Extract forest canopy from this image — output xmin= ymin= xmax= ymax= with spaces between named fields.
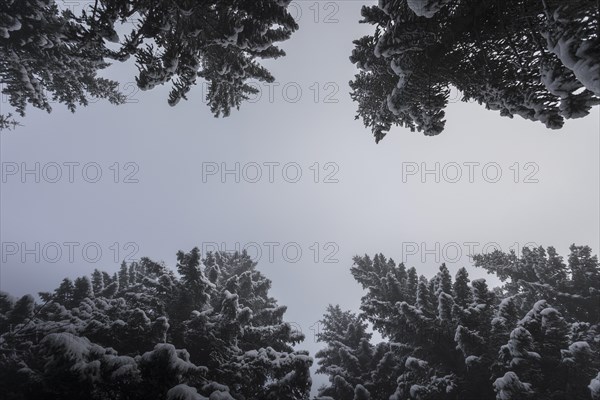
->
xmin=0 ymin=0 xmax=298 ymax=128
xmin=0 ymin=249 xmax=312 ymax=400
xmin=350 ymin=0 xmax=600 ymax=142
xmin=2 ymin=1 xmax=599 ymax=135
xmin=315 ymin=245 xmax=600 ymax=399
xmin=1 ymin=245 xmax=599 ymax=399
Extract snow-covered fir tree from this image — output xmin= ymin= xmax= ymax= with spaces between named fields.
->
xmin=314 ymin=305 xmax=404 ymax=400
xmin=89 ymin=0 xmax=298 ymax=116
xmin=0 ymin=248 xmax=312 ymax=399
xmin=1 ymin=0 xmax=298 ymax=128
xmin=316 ymin=246 xmax=600 ymax=399
xmin=350 ymin=0 xmax=600 ymax=142
xmin=0 ymin=0 xmax=125 ymax=128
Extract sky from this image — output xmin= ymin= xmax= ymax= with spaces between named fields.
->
xmin=1 ymin=0 xmax=599 ymax=394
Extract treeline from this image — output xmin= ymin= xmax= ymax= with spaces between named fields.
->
xmin=0 ymin=249 xmax=311 ymax=400
xmin=1 ymin=245 xmax=599 ymax=399
xmin=315 ymin=245 xmax=600 ymax=399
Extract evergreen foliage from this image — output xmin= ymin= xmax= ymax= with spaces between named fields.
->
xmin=316 ymin=246 xmax=600 ymax=399
xmin=350 ymin=0 xmax=600 ymax=142
xmin=0 ymin=248 xmax=312 ymax=400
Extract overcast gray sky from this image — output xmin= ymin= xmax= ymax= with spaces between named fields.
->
xmin=1 ymin=0 xmax=599 ymax=393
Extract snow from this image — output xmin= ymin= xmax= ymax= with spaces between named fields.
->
xmin=465 ymin=355 xmax=480 ymax=367
xmin=540 ymin=307 xmax=562 ymax=329
xmin=112 ymin=319 xmax=127 ymax=329
xmin=405 ymin=356 xmax=428 ymax=370
xmin=37 ymin=332 xmax=133 ymax=383
xmin=140 ymin=343 xmax=199 ymax=374
xmin=544 ymin=27 xmax=600 ymax=96
xmin=166 ymin=384 xmax=208 ymax=400
xmin=166 ymin=58 xmax=180 ymax=74
xmin=573 ymin=40 xmax=600 ymax=95
xmin=208 ymin=391 xmax=235 ymax=400
xmin=590 ymin=372 xmax=600 ymax=400
xmin=387 ymin=86 xmax=407 ymax=116
xmin=498 ymin=297 xmax=514 ymax=312
xmin=406 ymin=0 xmax=451 ymax=18
xmin=518 ymin=300 xmax=548 ymax=326
xmin=109 ymin=360 xmax=139 ymax=380
xmin=41 ymin=332 xmax=92 ymax=361
xmin=568 ymin=341 xmax=591 ymax=355
xmin=409 ymin=384 xmax=429 ymax=399
xmin=504 ymin=327 xmax=541 ymax=367
xmin=223 ymin=290 xmax=238 ymax=301
xmin=493 ymin=372 xmax=534 ymax=399
xmin=0 ymin=15 xmax=22 ymax=38
xmin=0 ymin=291 xmax=17 ymax=305
xmin=540 ymin=61 xmax=581 ymax=98
xmin=201 ymin=382 xmax=230 ymax=393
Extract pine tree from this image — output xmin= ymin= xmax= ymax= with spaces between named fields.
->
xmin=453 ymin=267 xmax=472 ymax=308
xmin=590 ymin=372 xmax=600 ymax=400
xmin=6 ymin=294 xmax=35 ymax=327
xmin=416 ymin=276 xmax=434 ymax=318
xmin=562 ymin=341 xmax=597 ymax=399
xmin=349 ymin=0 xmax=600 ymax=142
xmin=315 ymin=305 xmax=400 ymax=399
xmin=332 ymin=246 xmax=600 ymax=400
xmin=493 ymin=371 xmax=535 ymax=400
xmin=118 ymin=260 xmax=130 ymax=289
xmin=0 ymin=248 xmax=312 ymax=399
xmin=1 ymin=0 xmax=298 ymax=128
xmin=539 ymin=307 xmax=570 ymax=396
xmin=406 ymin=267 xmax=418 ymax=304
xmin=89 ymin=0 xmax=299 ymax=116
xmin=0 ymin=0 xmax=125 ymax=128
xmin=568 ymin=245 xmax=600 ymax=321
xmin=52 ymin=278 xmax=75 ymax=307
xmin=91 ymin=269 xmax=105 ymax=295
xmin=437 ymin=264 xmax=453 ymax=295
xmin=0 ymin=292 xmax=15 ymax=334
xmin=473 ymin=245 xmax=600 ymax=324
xmin=72 ymin=276 xmax=94 ymax=304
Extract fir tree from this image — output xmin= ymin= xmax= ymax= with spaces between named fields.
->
xmin=0 ymin=0 xmax=125 ymax=128
xmin=349 ymin=0 xmax=600 ymax=142
xmin=0 ymin=247 xmax=312 ymax=399
xmin=453 ymin=267 xmax=472 ymax=308
xmin=1 ymin=0 xmax=298 ymax=128
xmin=323 ymin=245 xmax=600 ymax=399
xmin=315 ymin=305 xmax=400 ymax=399
xmin=91 ymin=269 xmax=105 ymax=295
